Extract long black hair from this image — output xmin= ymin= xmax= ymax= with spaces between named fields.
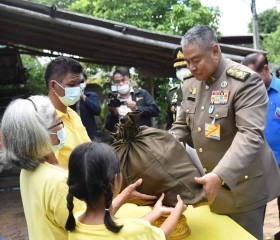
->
xmin=65 ymin=142 xmax=123 ymax=233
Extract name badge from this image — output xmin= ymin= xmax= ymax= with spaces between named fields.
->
xmin=205 ymin=123 xmax=221 ymax=140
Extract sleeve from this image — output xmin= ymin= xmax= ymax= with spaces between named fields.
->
xmin=136 ymin=90 xmax=159 ymax=117
xmin=83 ymin=92 xmax=101 ymax=115
xmin=213 ymin=73 xmax=268 ymax=188
xmin=47 ymin=174 xmax=85 ymax=229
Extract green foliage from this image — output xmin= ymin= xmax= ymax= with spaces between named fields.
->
xmin=27 ymin=0 xmax=76 ymax=9
xmin=248 ymin=7 xmax=280 ymax=34
xmin=263 ymin=26 xmax=280 ymax=66
xmin=69 ymin=0 xmax=220 ymax=35
xmin=21 ymin=55 xmax=48 ymax=95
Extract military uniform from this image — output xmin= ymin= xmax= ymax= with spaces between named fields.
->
xmin=166 ymin=86 xmax=183 ymax=130
xmin=170 ymin=56 xmax=280 ymax=215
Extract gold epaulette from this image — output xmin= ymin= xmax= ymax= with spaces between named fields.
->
xmin=183 ymin=72 xmax=194 ymax=80
xmin=226 ymin=68 xmax=251 ymax=81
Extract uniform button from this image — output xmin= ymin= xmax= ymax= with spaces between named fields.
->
xmin=198 ymin=127 xmax=202 ymax=132
xmin=186 ymin=109 xmax=189 ymax=113
xmin=201 ymin=106 xmax=205 ymax=111
xmin=203 ymin=167 xmax=207 ymax=173
xmin=205 ymin=85 xmax=209 ymax=90
xmin=215 ymin=113 xmax=219 ymax=118
xmin=198 ymin=148 xmax=203 ymax=153
xmin=244 ymin=175 xmax=249 ymax=179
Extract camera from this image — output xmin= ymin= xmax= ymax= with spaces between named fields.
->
xmin=107 ymin=91 xmax=126 ymax=107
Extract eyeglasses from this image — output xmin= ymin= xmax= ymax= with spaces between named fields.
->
xmin=48 ymin=120 xmax=64 ymax=130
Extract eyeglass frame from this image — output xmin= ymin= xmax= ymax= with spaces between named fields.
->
xmin=48 ymin=120 xmax=64 ymax=131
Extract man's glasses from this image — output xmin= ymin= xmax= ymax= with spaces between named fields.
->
xmin=48 ymin=120 xmax=64 ymax=130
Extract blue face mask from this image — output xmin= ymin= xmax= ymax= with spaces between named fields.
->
xmin=55 ymin=81 xmax=81 ymax=106
xmin=50 ymin=127 xmax=66 ymax=152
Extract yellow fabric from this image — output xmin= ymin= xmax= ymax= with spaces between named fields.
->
xmin=116 ymin=204 xmax=257 ymax=240
xmin=55 ymin=107 xmax=91 ymax=168
xmin=20 ymin=162 xmax=85 ymax=240
xmin=68 ymin=212 xmax=165 ymax=240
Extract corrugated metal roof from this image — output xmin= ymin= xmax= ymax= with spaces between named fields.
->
xmin=0 ymin=0 xmax=265 ymax=77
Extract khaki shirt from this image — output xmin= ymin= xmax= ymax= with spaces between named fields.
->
xmin=170 ymin=56 xmax=280 ymax=214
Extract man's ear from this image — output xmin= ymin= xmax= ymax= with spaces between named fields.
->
xmin=49 ymin=80 xmax=56 ymax=91
xmin=211 ymin=43 xmax=220 ymax=58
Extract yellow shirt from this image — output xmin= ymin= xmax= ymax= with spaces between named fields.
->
xmin=68 ymin=212 xmax=165 ymax=240
xmin=20 ymin=162 xmax=85 ymax=240
xmin=56 ymin=107 xmax=91 ymax=168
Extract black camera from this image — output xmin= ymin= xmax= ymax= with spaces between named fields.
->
xmin=107 ymin=92 xmax=126 ymax=108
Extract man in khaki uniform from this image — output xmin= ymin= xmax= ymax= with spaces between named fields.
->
xmin=169 ymin=25 xmax=280 ymax=239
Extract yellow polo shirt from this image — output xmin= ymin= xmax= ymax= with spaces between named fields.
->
xmin=20 ymin=162 xmax=85 ymax=240
xmin=56 ymin=107 xmax=91 ymax=168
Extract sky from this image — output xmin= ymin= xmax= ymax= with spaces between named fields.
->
xmin=200 ymin=0 xmax=279 ymax=35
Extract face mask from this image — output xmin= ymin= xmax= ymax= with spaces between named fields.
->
xmin=176 ymin=68 xmax=190 ymax=82
xmin=50 ymin=127 xmax=66 ymax=152
xmin=80 ymin=82 xmax=86 ymax=90
xmin=117 ymin=84 xmax=130 ymax=95
xmin=55 ymin=81 xmax=81 ymax=106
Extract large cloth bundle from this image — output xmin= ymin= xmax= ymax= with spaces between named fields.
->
xmin=111 ymin=111 xmax=207 ymax=207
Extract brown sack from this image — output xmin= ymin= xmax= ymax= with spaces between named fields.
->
xmin=111 ymin=111 xmax=207 ymax=207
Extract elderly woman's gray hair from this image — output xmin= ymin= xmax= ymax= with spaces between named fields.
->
xmin=181 ymin=25 xmax=218 ymax=51
xmin=1 ymin=95 xmax=56 ymax=170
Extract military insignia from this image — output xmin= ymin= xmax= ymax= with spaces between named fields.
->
xmin=226 ymin=68 xmax=251 ymax=81
xmin=183 ymin=72 xmax=194 ymax=80
xmin=211 ymin=90 xmax=230 ymax=105
xmin=136 ymin=97 xmax=143 ymax=101
xmin=221 ymin=81 xmax=228 ymax=88
xmin=192 ymin=88 xmax=197 ymax=95
xmin=208 ymin=105 xmax=215 ymax=114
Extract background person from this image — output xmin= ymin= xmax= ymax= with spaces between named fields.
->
xmin=71 ymin=71 xmax=101 ymax=140
xmin=242 ymin=53 xmax=280 ymax=239
xmin=45 ymin=56 xmax=91 ymax=168
xmin=169 ymin=25 xmax=280 ymax=239
xmin=105 ymin=68 xmax=159 ymax=132
xmin=166 ymin=47 xmax=190 ymax=130
xmin=65 ymin=141 xmax=187 ymax=239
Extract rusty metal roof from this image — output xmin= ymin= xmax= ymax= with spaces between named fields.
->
xmin=0 ymin=0 xmax=265 ymax=77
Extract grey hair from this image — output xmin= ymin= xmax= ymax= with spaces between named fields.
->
xmin=0 ymin=95 xmax=56 ymax=171
xmin=181 ymin=25 xmax=218 ymax=51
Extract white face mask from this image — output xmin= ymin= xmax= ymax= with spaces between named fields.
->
xmin=80 ymin=82 xmax=86 ymax=90
xmin=50 ymin=127 xmax=66 ymax=152
xmin=117 ymin=84 xmax=130 ymax=95
xmin=55 ymin=81 xmax=81 ymax=106
xmin=176 ymin=68 xmax=190 ymax=82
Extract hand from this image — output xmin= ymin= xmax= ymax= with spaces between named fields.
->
xmin=119 ymin=178 xmax=157 ymax=206
xmin=153 ymin=193 xmax=174 ymax=216
xmin=193 ymin=172 xmax=222 ymax=207
xmin=174 ymin=195 xmax=187 ymax=214
xmin=80 ymin=91 xmax=86 ymax=101
xmin=126 ymin=100 xmax=137 ymax=111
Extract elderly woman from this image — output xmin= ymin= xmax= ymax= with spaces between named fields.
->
xmin=0 ymin=95 xmax=155 ymax=240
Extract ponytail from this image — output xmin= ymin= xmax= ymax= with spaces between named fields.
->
xmin=104 ymin=185 xmax=122 ymax=233
xmin=65 ymin=192 xmax=76 ymax=231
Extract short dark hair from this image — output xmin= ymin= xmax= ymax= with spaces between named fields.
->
xmin=113 ymin=68 xmax=130 ymax=79
xmin=65 ymin=142 xmax=122 ymax=233
xmin=242 ymin=53 xmax=268 ymax=73
xmin=44 ymin=56 xmax=83 ymax=88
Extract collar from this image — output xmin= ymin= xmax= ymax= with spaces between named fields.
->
xmin=205 ymin=55 xmax=226 ymax=85
xmin=268 ymin=74 xmax=280 ymax=92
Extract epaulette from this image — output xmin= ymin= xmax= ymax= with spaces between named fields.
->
xmin=183 ymin=72 xmax=194 ymax=80
xmin=226 ymin=68 xmax=251 ymax=81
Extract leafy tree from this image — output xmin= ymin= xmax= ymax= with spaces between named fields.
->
xmin=27 ymin=0 xmax=76 ymax=9
xmin=263 ymin=26 xmax=280 ymax=66
xmin=248 ymin=7 xmax=280 ymax=34
xmin=69 ymin=0 xmax=220 ymax=35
